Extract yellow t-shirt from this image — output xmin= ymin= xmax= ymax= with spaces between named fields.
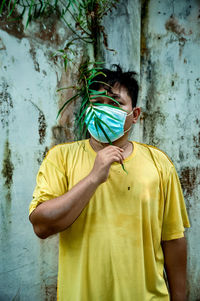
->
xmin=29 ymin=140 xmax=190 ymax=301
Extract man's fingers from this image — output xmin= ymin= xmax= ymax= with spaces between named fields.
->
xmin=111 ymin=153 xmax=124 ymax=164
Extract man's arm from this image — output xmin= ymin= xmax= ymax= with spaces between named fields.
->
xmin=162 ymin=236 xmax=187 ymax=301
xmin=29 ymin=145 xmax=124 ymax=239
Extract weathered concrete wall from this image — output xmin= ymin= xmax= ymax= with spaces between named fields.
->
xmin=0 ymin=0 xmax=200 ymax=300
xmin=0 ymin=9 xmax=83 ymax=300
xmin=140 ymin=0 xmax=200 ymax=299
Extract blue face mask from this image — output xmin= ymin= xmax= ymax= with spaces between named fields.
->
xmin=85 ymin=105 xmax=132 ymax=143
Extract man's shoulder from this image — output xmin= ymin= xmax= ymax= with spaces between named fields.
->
xmin=46 ymin=139 xmax=87 ymax=156
xmin=134 ymin=141 xmax=174 ymax=169
xmin=42 ymin=140 xmax=88 ymax=169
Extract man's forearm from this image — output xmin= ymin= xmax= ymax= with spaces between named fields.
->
xmin=29 ymin=173 xmax=100 ymax=239
xmin=162 ymin=236 xmax=187 ymax=301
xmin=30 ymin=145 xmax=125 ymax=239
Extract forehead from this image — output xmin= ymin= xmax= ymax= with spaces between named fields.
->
xmin=98 ymin=82 xmax=131 ymax=102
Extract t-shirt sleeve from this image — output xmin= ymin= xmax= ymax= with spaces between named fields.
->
xmin=161 ymin=165 xmax=190 ymax=241
xmin=29 ymin=148 xmax=68 ymax=216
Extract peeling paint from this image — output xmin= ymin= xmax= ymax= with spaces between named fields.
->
xmin=1 ymin=139 xmax=14 ymax=202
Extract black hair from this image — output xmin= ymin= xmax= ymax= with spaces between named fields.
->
xmin=90 ymin=64 xmax=139 ymax=108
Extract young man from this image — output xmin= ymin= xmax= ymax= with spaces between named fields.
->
xmin=29 ymin=66 xmax=190 ymax=301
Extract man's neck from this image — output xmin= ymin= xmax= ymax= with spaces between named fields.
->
xmin=89 ymin=134 xmax=133 ymax=158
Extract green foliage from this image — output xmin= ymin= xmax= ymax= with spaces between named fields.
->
xmin=0 ymin=0 xmax=119 ymax=40
xmin=0 ymin=0 xmax=59 ymax=28
xmin=1 ymin=0 xmax=126 ymax=172
xmin=1 ymin=0 xmax=119 ymax=66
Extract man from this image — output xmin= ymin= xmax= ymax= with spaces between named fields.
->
xmin=29 ymin=66 xmax=190 ymax=301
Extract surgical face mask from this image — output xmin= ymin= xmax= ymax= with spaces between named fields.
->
xmin=85 ymin=105 xmax=133 ymax=143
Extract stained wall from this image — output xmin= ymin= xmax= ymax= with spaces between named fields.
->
xmin=0 ymin=0 xmax=199 ymax=300
xmin=0 ymin=9 xmax=82 ymax=300
xmin=140 ymin=1 xmax=200 ymax=299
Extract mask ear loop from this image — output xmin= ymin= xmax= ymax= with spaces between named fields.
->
xmin=127 ymin=110 xmax=133 ymax=116
xmin=124 ymin=110 xmax=133 ymax=134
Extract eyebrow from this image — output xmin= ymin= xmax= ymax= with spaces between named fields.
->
xmin=110 ymin=93 xmax=125 ymax=102
xmin=91 ymin=92 xmax=126 ymax=103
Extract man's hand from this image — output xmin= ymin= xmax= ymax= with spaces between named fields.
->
xmin=89 ymin=145 xmax=124 ymax=184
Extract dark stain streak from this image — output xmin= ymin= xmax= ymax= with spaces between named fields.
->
xmin=29 ymin=46 xmax=40 ymax=72
xmin=0 ymin=81 xmax=13 ymax=128
xmin=2 ymin=139 xmax=14 ymax=202
xmin=140 ymin=59 xmax=166 ymax=146
xmin=38 ymin=112 xmax=47 ymax=145
xmin=37 ymin=147 xmax=49 ymax=165
xmin=195 ymin=78 xmax=200 ymax=91
xmin=27 ymin=100 xmax=47 ymax=145
xmin=165 ymin=16 xmax=191 ymax=57
xmin=142 ymin=109 xmax=166 ymax=146
xmin=51 ymin=125 xmax=73 ymax=146
xmin=180 ymin=167 xmax=200 ymax=197
xmin=179 ymin=150 xmax=184 ymax=161
xmin=44 ymin=283 xmax=57 ymax=301
xmin=141 ymin=0 xmax=150 ymax=58
xmin=193 ymin=132 xmax=200 ymax=159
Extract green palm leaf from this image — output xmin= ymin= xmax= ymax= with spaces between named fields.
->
xmin=95 ymin=118 xmax=112 ymax=144
xmin=0 ymin=0 xmax=6 ymax=14
xmin=77 ymin=104 xmax=90 ymax=124
xmin=82 ymin=110 xmax=94 ymax=137
xmin=56 ymin=93 xmax=79 ymax=119
xmin=93 ymin=113 xmax=117 ymax=136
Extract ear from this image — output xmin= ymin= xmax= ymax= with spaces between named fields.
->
xmin=132 ymin=107 xmax=141 ymax=124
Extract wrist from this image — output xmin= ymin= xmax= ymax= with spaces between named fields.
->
xmin=87 ymin=171 xmax=102 ymax=186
